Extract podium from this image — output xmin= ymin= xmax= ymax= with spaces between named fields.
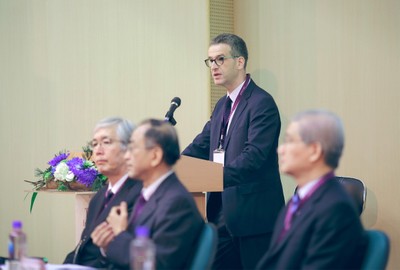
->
xmin=31 ymin=190 xmax=95 ymax=244
xmin=68 ymin=156 xmax=222 ymax=240
xmin=174 ymin=155 xmax=223 ymax=218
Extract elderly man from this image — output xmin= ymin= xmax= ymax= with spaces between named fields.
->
xmin=64 ymin=117 xmax=142 ymax=268
xmin=91 ymin=119 xmax=204 ymax=270
xmin=256 ymin=110 xmax=366 ymax=269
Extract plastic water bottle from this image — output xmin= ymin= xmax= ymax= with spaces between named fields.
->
xmin=8 ymin=220 xmax=27 ymax=261
xmin=130 ymin=226 xmax=156 ymax=270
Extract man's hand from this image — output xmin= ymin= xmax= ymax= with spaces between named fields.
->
xmin=107 ymin=201 xmax=129 ymax=235
xmin=91 ymin=222 xmax=115 ymax=249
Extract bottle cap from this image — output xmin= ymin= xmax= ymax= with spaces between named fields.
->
xmin=135 ymin=226 xmax=150 ymax=237
xmin=12 ymin=220 xmax=22 ymax=229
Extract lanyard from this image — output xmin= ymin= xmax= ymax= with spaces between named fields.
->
xmin=218 ymin=74 xmax=251 ymax=149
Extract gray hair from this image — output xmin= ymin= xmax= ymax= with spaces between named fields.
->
xmin=292 ymin=110 xmax=344 ymax=169
xmin=211 ymin=33 xmax=249 ymax=69
xmin=94 ymin=117 xmax=134 ymax=151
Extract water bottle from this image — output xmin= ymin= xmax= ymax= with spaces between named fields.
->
xmin=130 ymin=226 xmax=156 ymax=270
xmin=8 ymin=220 xmax=27 ymax=261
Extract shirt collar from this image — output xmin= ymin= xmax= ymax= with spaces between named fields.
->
xmin=297 ymin=178 xmax=320 ymax=200
xmin=141 ymin=170 xmax=174 ymax=201
xmin=227 ymin=79 xmax=245 ymax=104
xmin=107 ymin=173 xmax=129 ymax=194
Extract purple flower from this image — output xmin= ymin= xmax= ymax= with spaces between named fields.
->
xmin=75 ymin=168 xmax=98 ymax=187
xmin=48 ymin=152 xmax=70 ymax=167
xmin=67 ymin=157 xmax=84 ymax=175
xmin=67 ymin=158 xmax=98 ymax=187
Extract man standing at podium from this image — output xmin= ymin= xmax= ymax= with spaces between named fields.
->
xmin=64 ymin=117 xmax=142 ymax=268
xmin=182 ymin=33 xmax=285 ymax=269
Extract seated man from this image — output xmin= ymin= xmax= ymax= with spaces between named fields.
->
xmin=256 ymin=110 xmax=367 ymax=270
xmin=91 ymin=119 xmax=204 ymax=270
xmin=64 ymin=117 xmax=142 ymax=268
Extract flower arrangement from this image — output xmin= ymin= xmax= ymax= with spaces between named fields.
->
xmin=25 ymin=146 xmax=107 ymax=212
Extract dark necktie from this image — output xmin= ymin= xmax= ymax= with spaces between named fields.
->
xmin=103 ymin=190 xmax=114 ymax=208
xmin=222 ymin=96 xmax=232 ymax=131
xmin=219 ymin=96 xmax=232 ymax=148
xmin=130 ymin=194 xmax=147 ymax=223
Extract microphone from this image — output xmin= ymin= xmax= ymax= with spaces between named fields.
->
xmin=164 ymin=97 xmax=181 ymax=126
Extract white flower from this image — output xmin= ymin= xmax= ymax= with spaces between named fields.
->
xmin=66 ymin=171 xmax=75 ymax=182
xmin=54 ymin=162 xmax=72 ymax=181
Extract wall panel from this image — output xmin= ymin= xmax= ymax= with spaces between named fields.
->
xmin=235 ymin=1 xmax=400 ymax=268
xmin=0 ymin=0 xmax=208 ymax=262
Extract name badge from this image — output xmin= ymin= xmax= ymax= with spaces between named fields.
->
xmin=213 ymin=148 xmax=225 ymax=166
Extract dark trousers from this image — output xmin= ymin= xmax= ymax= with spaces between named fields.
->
xmin=212 ymin=225 xmax=272 ymax=270
xmin=208 ymin=195 xmax=272 ymax=270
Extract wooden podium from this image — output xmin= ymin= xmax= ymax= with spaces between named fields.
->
xmin=174 ymin=155 xmax=223 ymax=218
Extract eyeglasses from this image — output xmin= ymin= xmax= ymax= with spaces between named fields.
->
xmin=91 ymin=138 xmax=121 ymax=149
xmin=204 ymin=55 xmax=239 ymax=67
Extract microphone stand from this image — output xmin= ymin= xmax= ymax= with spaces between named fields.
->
xmin=165 ymin=116 xmax=177 ymax=126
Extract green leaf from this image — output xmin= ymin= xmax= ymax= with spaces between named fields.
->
xmin=29 ymin=192 xmax=38 ymax=213
xmin=91 ymin=174 xmax=108 ymax=191
xmin=57 ymin=183 xmax=67 ymax=191
xmin=44 ymin=171 xmax=52 ymax=181
xmin=82 ymin=144 xmax=93 ymax=160
xmin=34 ymin=168 xmax=44 ymax=177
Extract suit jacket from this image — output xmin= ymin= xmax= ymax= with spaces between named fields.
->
xmin=105 ymin=172 xmax=204 ymax=270
xmin=256 ymin=178 xmax=367 ymax=270
xmin=182 ymin=79 xmax=284 ymax=236
xmin=64 ymin=178 xmax=142 ymax=268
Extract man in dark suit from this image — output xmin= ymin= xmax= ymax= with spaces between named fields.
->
xmin=257 ymin=110 xmax=367 ymax=269
xmin=91 ymin=119 xmax=204 ymax=270
xmin=182 ymin=33 xmax=285 ymax=269
xmin=64 ymin=117 xmax=142 ymax=268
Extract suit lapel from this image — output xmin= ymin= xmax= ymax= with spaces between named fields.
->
xmin=210 ymin=98 xmax=226 ymax=151
xmin=132 ymin=195 xmax=158 ymax=226
xmin=131 ymin=174 xmax=175 ymax=227
xmin=94 ymin=180 xmax=133 ymax=225
xmin=224 ymin=81 xmax=254 ymax=149
xmin=92 ymin=188 xmax=108 ymax=223
xmin=132 ymin=173 xmax=172 ymax=229
xmin=267 ymin=182 xmax=330 ymax=257
xmin=224 ymin=98 xmax=247 ymax=149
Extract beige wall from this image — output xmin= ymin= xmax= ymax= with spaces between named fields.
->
xmin=0 ymin=0 xmax=209 ymax=263
xmin=1 ymin=0 xmax=399 ymax=267
xmin=235 ymin=0 xmax=400 ymax=269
